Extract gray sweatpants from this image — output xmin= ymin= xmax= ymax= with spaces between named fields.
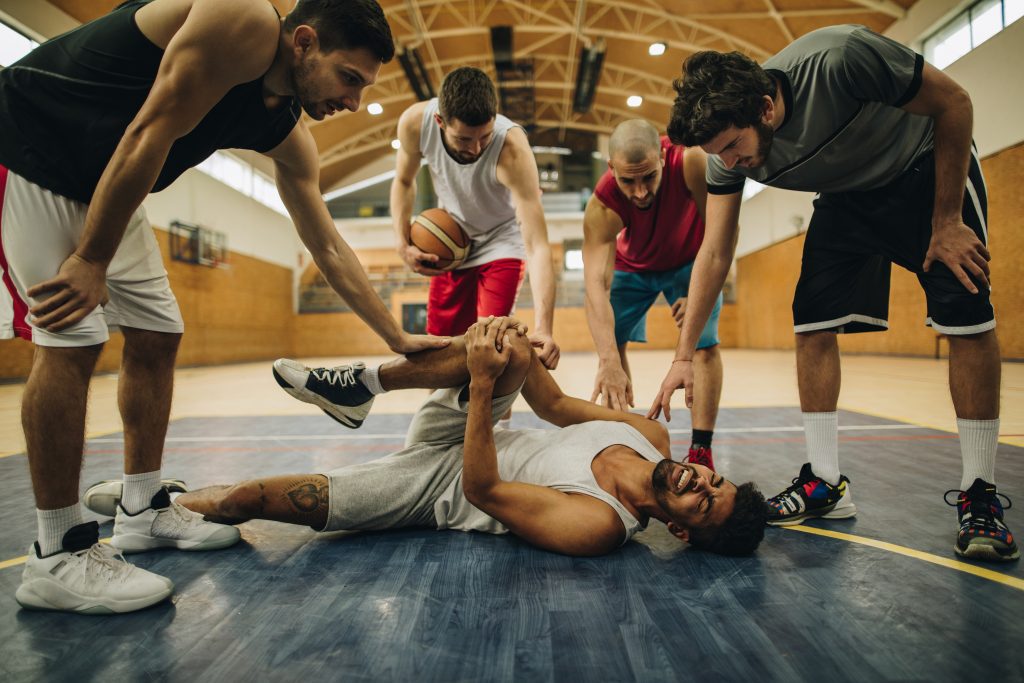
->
xmin=321 ymin=384 xmax=521 ymax=532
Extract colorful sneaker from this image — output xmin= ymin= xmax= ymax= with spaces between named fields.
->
xmin=83 ymin=478 xmax=188 ymax=518
xmin=112 ymin=488 xmax=240 ymax=553
xmin=686 ymin=445 xmax=715 ymax=472
xmin=945 ymin=479 xmax=1019 ymax=562
xmin=272 ymin=359 xmax=374 ymax=428
xmin=15 ymin=521 xmax=174 ymax=614
xmin=766 ymin=463 xmax=856 ymax=526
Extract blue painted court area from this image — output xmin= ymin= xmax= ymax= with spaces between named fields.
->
xmin=0 ymin=408 xmax=1021 ymax=682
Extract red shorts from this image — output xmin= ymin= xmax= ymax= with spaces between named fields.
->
xmin=426 ymin=258 xmax=526 ymax=336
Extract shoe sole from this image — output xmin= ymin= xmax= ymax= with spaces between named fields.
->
xmin=83 ymin=479 xmax=188 ymax=518
xmin=767 ymin=502 xmax=858 ymax=527
xmin=15 ymin=580 xmax=173 ymax=615
xmin=272 ymin=365 xmax=366 ymax=429
xmin=112 ymin=529 xmax=241 ymax=554
xmin=954 ymin=541 xmax=1021 ymax=562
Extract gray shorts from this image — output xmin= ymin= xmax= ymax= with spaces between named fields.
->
xmin=321 ymin=383 xmax=521 ymax=532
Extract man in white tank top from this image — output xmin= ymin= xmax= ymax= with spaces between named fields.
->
xmin=391 ymin=68 xmax=561 ymax=370
xmin=91 ymin=318 xmax=768 ymax=559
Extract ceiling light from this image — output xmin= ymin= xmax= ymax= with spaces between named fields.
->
xmin=648 ymin=42 xmax=666 ymax=56
xmin=391 ymin=139 xmax=401 ymax=150
xmin=367 ymin=102 xmax=383 ymax=115
xmin=627 ymin=95 xmax=643 ymax=108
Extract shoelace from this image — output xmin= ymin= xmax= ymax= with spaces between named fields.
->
xmin=159 ymin=502 xmax=204 ymax=535
xmin=774 ymin=474 xmax=813 ymax=500
xmin=943 ymin=488 xmax=1013 ymax=531
xmin=311 ymin=365 xmax=357 ymax=387
xmin=80 ymin=543 xmax=134 ymax=584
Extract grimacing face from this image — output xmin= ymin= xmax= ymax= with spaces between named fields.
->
xmin=291 ymin=44 xmax=380 ymax=121
xmin=609 ymin=149 xmax=664 ymax=209
xmin=651 ymin=460 xmax=737 ymax=538
xmin=436 ymin=115 xmax=496 ymax=164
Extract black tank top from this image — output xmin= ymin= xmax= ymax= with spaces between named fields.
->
xmin=0 ymin=0 xmax=301 ymax=204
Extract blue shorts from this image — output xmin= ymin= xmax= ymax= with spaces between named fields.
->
xmin=610 ymin=264 xmax=722 ymax=348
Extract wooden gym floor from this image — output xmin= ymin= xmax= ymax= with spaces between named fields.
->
xmin=0 ymin=349 xmax=1021 ymax=681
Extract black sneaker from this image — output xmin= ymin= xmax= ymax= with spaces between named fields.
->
xmin=765 ymin=463 xmax=856 ymax=526
xmin=945 ymin=479 xmax=1019 ymax=562
xmin=272 ymin=359 xmax=374 ymax=428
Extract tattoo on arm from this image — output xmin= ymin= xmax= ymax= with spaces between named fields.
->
xmin=284 ymin=479 xmax=329 ymax=517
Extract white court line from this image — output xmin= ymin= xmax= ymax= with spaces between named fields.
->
xmin=83 ymin=423 xmax=930 ymax=444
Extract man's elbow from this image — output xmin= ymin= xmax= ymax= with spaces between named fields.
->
xmin=462 ymin=479 xmax=496 ymax=508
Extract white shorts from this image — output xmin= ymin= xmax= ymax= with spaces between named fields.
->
xmin=0 ymin=166 xmax=184 ymax=347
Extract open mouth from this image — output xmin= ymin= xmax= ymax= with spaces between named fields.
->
xmin=675 ymin=465 xmax=694 ymax=494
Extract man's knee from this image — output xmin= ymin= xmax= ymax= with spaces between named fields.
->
xmin=796 ymin=330 xmax=837 ymax=351
xmin=694 ymin=344 xmax=720 ymax=363
xmin=506 ymin=329 xmax=532 ymax=373
xmin=122 ymin=329 xmax=181 ymax=366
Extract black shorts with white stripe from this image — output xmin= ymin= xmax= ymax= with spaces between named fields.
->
xmin=792 ymin=147 xmax=994 ymax=336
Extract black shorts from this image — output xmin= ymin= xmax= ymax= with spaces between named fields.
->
xmin=793 ymin=148 xmax=994 ymax=336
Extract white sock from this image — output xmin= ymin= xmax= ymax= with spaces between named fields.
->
xmin=958 ymin=417 xmax=998 ymax=490
xmin=360 ymin=364 xmax=386 ymax=395
xmin=37 ymin=504 xmax=84 ymax=556
xmin=804 ymin=411 xmax=840 ymax=485
xmin=497 ymin=417 xmax=511 ymax=430
xmin=122 ymin=470 xmax=162 ymax=514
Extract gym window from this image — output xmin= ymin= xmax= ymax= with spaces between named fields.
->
xmin=923 ymin=0 xmax=1024 ymax=69
xmin=0 ymin=21 xmax=37 ymax=67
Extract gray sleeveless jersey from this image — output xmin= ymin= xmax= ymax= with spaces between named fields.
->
xmin=433 ymin=421 xmax=664 ymax=544
xmin=707 ymin=25 xmax=934 ymax=195
xmin=420 ymin=99 xmax=526 ymax=268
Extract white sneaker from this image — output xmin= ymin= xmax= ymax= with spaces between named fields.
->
xmin=272 ymin=358 xmax=375 ymax=428
xmin=112 ymin=488 xmax=240 ymax=553
xmin=15 ymin=521 xmax=173 ymax=614
xmin=83 ymin=478 xmax=187 ymax=518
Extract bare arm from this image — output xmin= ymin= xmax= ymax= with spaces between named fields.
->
xmin=682 ymin=146 xmax=709 ymax=223
xmin=28 ymin=0 xmax=277 ymax=330
xmin=496 ymin=128 xmax=560 ymax=369
xmin=901 ymin=63 xmax=987 ymax=293
xmin=582 ymin=194 xmax=632 ymax=410
xmin=648 ymin=190 xmax=741 ymax=421
xmin=521 ymin=346 xmax=671 ymax=458
xmin=267 ymin=122 xmax=449 ymax=354
xmin=461 ymin=321 xmax=624 ymax=556
xmin=390 ymin=103 xmax=444 ymax=276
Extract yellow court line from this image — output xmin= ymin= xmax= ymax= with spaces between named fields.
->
xmin=783 ymin=525 xmax=1024 ymax=591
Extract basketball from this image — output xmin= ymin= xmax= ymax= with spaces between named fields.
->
xmin=410 ymin=208 xmax=470 ymax=271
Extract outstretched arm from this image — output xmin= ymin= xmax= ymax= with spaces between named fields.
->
xmin=582 ymin=195 xmax=631 ymax=410
xmin=497 ymin=128 xmax=560 ymax=369
xmin=648 ymin=190 xmax=740 ymax=422
xmin=267 ymin=122 xmax=449 ymax=355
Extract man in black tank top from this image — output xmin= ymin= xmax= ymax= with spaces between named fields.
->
xmin=1 ymin=0 xmax=448 ymax=615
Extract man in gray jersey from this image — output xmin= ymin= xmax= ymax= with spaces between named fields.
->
xmin=390 ymin=67 xmax=560 ymax=372
xmin=649 ymin=25 xmax=1016 ymax=562
xmin=87 ymin=317 xmax=768 ymax=558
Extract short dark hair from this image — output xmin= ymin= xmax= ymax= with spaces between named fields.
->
xmin=283 ymin=0 xmax=395 ymax=63
xmin=438 ymin=67 xmax=497 ymax=126
xmin=667 ymin=51 xmax=775 ymax=147
xmin=688 ymin=482 xmax=767 ymax=556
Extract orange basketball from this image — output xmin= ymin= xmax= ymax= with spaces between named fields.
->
xmin=410 ymin=208 xmax=470 ymax=271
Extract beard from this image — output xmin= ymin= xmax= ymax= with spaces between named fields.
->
xmin=750 ymin=120 xmax=774 ymax=168
xmin=651 ymin=459 xmax=679 ymax=507
xmin=290 ymin=58 xmax=322 ymax=120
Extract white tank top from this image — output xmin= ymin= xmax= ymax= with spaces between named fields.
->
xmin=419 ymin=99 xmax=526 ymax=268
xmin=433 ymin=421 xmax=664 ymax=544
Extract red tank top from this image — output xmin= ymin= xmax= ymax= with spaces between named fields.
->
xmin=594 ymin=137 xmax=704 ymax=273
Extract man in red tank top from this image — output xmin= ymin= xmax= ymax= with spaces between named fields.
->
xmin=583 ymin=120 xmax=723 ymax=470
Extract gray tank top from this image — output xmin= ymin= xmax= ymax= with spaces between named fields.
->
xmin=433 ymin=421 xmax=664 ymax=544
xmin=419 ymin=99 xmax=526 ymax=268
